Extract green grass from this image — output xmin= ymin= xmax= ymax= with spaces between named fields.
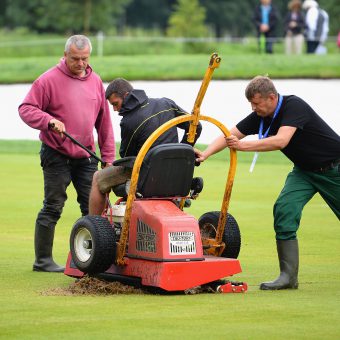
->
xmin=1 ymin=32 xmax=339 ymax=83
xmin=1 ymin=32 xmax=339 ymax=57
xmin=0 ymin=140 xmax=339 ymax=339
xmin=0 ymin=53 xmax=340 ymax=83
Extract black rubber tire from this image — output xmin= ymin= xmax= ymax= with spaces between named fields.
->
xmin=70 ymin=215 xmax=116 ymax=274
xmin=198 ymin=211 xmax=241 ymax=259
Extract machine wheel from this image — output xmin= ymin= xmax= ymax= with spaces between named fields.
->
xmin=70 ymin=215 xmax=116 ymax=274
xmin=198 ymin=211 xmax=241 ymax=258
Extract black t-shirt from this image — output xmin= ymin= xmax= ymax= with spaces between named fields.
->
xmin=236 ymin=95 xmax=340 ymax=170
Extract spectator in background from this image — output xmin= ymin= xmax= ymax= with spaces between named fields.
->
xmin=253 ymin=0 xmax=280 ymax=54
xmin=284 ymin=0 xmax=305 ymax=55
xmin=302 ymin=0 xmax=329 ymax=54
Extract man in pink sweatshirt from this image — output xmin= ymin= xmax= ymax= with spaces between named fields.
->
xmin=19 ymin=35 xmax=115 ymax=273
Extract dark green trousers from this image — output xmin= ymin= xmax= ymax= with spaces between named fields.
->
xmin=273 ymin=165 xmax=340 ymax=240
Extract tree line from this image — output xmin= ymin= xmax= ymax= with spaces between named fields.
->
xmin=0 ymin=0 xmax=339 ymax=37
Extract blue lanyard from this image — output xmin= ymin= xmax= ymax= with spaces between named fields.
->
xmin=258 ymin=94 xmax=283 ymax=139
xmin=250 ymin=94 xmax=283 ymax=173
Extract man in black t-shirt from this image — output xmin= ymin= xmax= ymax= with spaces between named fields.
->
xmin=196 ymin=75 xmax=340 ymax=291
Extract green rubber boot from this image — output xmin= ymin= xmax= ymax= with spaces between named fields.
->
xmin=260 ymin=239 xmax=299 ymax=290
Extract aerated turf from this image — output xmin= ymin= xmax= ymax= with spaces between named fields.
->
xmin=0 ymin=140 xmax=339 ymax=340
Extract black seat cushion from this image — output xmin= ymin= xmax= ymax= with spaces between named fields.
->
xmin=137 ymin=143 xmax=195 ymax=198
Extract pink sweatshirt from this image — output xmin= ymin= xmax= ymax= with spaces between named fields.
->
xmin=19 ymin=58 xmax=115 ymax=162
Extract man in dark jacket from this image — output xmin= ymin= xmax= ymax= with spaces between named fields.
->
xmin=89 ymin=78 xmax=202 ymax=215
xmin=253 ymin=0 xmax=280 ymax=53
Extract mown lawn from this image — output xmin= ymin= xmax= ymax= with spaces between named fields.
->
xmin=0 ymin=53 xmax=340 ymax=84
xmin=0 ymin=140 xmax=339 ymax=339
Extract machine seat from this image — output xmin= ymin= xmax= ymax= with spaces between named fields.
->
xmin=113 ymin=143 xmax=195 ymax=198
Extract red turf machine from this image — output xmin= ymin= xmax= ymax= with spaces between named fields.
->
xmin=64 ymin=54 xmax=247 ymax=293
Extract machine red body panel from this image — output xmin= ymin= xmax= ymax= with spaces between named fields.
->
xmin=128 ymin=200 xmax=204 ymax=261
xmin=105 ymin=256 xmax=241 ymax=291
xmin=65 ymin=253 xmax=242 ymax=291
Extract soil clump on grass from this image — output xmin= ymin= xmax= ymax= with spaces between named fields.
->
xmin=42 ymin=275 xmax=145 ymax=296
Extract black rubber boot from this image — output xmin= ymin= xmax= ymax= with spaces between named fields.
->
xmin=33 ymin=223 xmax=65 ymax=273
xmin=260 ymin=239 xmax=299 ymax=290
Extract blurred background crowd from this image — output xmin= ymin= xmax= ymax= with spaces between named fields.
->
xmin=254 ymin=0 xmax=331 ymax=54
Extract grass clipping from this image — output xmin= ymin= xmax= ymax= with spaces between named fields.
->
xmin=43 ymin=275 xmax=145 ymax=296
